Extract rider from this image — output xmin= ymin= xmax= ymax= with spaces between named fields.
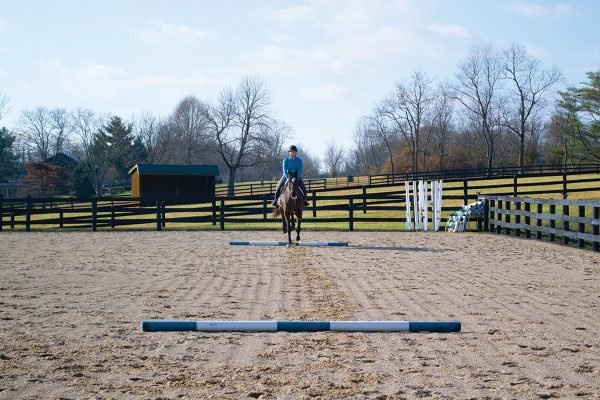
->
xmin=272 ymin=145 xmax=309 ymax=206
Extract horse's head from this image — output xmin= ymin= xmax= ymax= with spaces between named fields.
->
xmin=287 ymin=170 xmax=299 ymax=198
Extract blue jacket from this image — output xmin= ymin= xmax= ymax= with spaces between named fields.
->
xmin=283 ymin=156 xmax=303 ymax=179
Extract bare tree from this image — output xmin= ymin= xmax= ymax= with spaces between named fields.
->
xmin=16 ymin=107 xmax=73 ymax=163
xmin=208 ymin=76 xmax=280 ymax=196
xmin=71 ymin=108 xmax=110 ymax=195
xmin=136 ymin=112 xmax=172 ymax=163
xmin=381 ymin=71 xmax=434 ymax=176
xmin=430 ymin=85 xmax=455 ymax=170
xmin=0 ymin=92 xmax=9 ymax=122
xmin=49 ymin=108 xmax=73 ymax=160
xmin=16 ymin=107 xmax=54 ymax=161
xmin=502 ymin=43 xmax=563 ymax=172
xmin=454 ymin=44 xmax=504 ymax=176
xmin=168 ymin=96 xmax=210 ymax=164
xmin=253 ymin=120 xmax=291 ymax=181
xmin=323 ymin=140 xmax=345 ymax=177
xmin=351 ymin=116 xmax=388 ymax=174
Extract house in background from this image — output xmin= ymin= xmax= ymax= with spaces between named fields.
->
xmin=128 ymin=164 xmax=219 ymax=202
xmin=46 ymin=152 xmax=79 ymax=175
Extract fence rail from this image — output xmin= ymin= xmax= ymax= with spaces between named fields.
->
xmin=2 ymin=171 xmax=599 ymax=239
xmin=482 ymin=195 xmax=600 ymax=251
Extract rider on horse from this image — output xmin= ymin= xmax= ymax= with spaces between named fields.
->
xmin=272 ymin=145 xmax=309 ymax=207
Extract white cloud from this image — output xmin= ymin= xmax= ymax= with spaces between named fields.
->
xmin=37 ymin=59 xmax=213 ymax=102
xmin=298 ymin=83 xmax=348 ymax=100
xmin=261 ymin=5 xmax=312 ymax=25
xmin=135 ymin=20 xmax=216 ymax=43
xmin=246 ymin=1 xmax=436 ymax=78
xmin=506 ymin=2 xmax=576 ymax=20
xmin=428 ymin=23 xmax=470 ymax=38
xmin=524 ymin=43 xmax=544 ymax=58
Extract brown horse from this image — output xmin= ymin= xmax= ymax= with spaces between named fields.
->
xmin=273 ymin=170 xmax=305 ymax=244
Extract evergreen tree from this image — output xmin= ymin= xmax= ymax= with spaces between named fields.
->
xmin=0 ymin=127 xmax=21 ymax=178
xmin=549 ymin=71 xmax=600 ymax=163
xmin=69 ymin=162 xmax=96 ymax=197
xmin=98 ymin=116 xmax=146 ymax=184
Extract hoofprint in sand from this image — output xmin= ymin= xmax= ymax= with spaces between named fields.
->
xmin=1 ymin=231 xmax=599 ymax=399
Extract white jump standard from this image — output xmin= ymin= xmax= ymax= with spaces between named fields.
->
xmin=141 ymin=320 xmax=461 ymax=333
xmin=230 ymin=241 xmax=349 ymax=247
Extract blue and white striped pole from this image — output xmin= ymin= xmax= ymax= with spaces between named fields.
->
xmin=141 ymin=320 xmax=461 ymax=333
xmin=230 ymin=241 xmax=348 ymax=247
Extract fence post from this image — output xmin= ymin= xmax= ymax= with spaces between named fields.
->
xmin=369 ymin=175 xmax=372 ymax=186
xmin=524 ymin=201 xmax=530 ymax=238
xmin=593 ymin=207 xmax=599 ymax=252
xmin=220 ymin=199 xmax=225 ymax=231
xmin=91 ymin=199 xmax=97 ymax=232
xmin=536 ymin=203 xmax=543 ymax=240
xmin=111 ymin=204 xmax=115 ymax=229
xmin=515 ymin=200 xmax=521 ymax=237
xmin=549 ymin=204 xmax=556 ymax=242
xmin=578 ymin=205 xmax=585 ymax=248
xmin=60 ymin=211 xmax=64 ymax=229
xmin=562 ymin=173 xmax=568 ymax=199
xmin=362 ymin=186 xmax=367 ymax=214
xmin=463 ymin=179 xmax=468 ymax=206
xmin=513 ymin=176 xmax=518 ymax=197
xmin=489 ymin=199 xmax=495 ymax=232
xmin=0 ymin=194 xmax=3 ymax=232
xmin=505 ymin=199 xmax=511 ymax=236
xmin=156 ymin=200 xmax=162 ymax=231
xmin=11 ymin=212 xmax=15 ymax=229
xmin=162 ymin=202 xmax=166 ymax=228
xmin=349 ymin=197 xmax=354 ymax=231
xmin=312 ymin=191 xmax=317 ymax=218
xmin=484 ymin=198 xmax=489 ymax=232
xmin=496 ymin=200 xmax=502 ymax=234
xmin=324 ymin=178 xmax=327 ymax=190
xmin=562 ymin=204 xmax=569 ymax=245
xmin=263 ymin=195 xmax=267 ymax=220
xmin=26 ymin=195 xmax=32 ymax=232
xmin=212 ymin=200 xmax=216 ymax=226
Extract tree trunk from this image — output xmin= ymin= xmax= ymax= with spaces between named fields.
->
xmin=487 ymin=142 xmax=494 ymax=177
xmin=227 ymin=166 xmax=237 ymax=197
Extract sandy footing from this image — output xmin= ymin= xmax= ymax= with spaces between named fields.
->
xmin=1 ymin=231 xmax=599 ymax=399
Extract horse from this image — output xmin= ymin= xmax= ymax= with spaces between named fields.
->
xmin=272 ymin=170 xmax=305 ymax=244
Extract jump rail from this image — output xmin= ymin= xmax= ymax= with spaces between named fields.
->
xmin=141 ymin=320 xmax=461 ymax=333
xmin=230 ymin=241 xmax=349 ymax=247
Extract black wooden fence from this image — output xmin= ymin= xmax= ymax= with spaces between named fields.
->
xmin=2 ymin=172 xmax=598 ymax=234
xmin=482 ymin=195 xmax=600 ymax=252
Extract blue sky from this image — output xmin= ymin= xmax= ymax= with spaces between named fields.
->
xmin=1 ymin=0 xmax=599 ymax=158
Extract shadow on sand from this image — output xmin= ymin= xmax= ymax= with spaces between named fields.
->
xmin=349 ymin=245 xmax=446 ymax=252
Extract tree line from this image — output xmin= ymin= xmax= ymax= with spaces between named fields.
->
xmin=0 ymin=42 xmax=599 ymax=198
xmin=344 ymin=43 xmax=599 ymax=178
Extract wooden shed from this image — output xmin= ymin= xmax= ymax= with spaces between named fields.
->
xmin=129 ymin=164 xmax=219 ymax=202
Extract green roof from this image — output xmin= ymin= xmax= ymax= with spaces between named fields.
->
xmin=129 ymin=164 xmax=219 ymax=176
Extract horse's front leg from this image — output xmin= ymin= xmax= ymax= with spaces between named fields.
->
xmin=282 ymin=214 xmax=287 ymax=233
xmin=295 ymin=215 xmax=301 ymax=242
xmin=287 ymin=217 xmax=293 ymax=244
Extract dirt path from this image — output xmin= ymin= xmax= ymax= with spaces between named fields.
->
xmin=1 ymin=231 xmax=599 ymax=399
